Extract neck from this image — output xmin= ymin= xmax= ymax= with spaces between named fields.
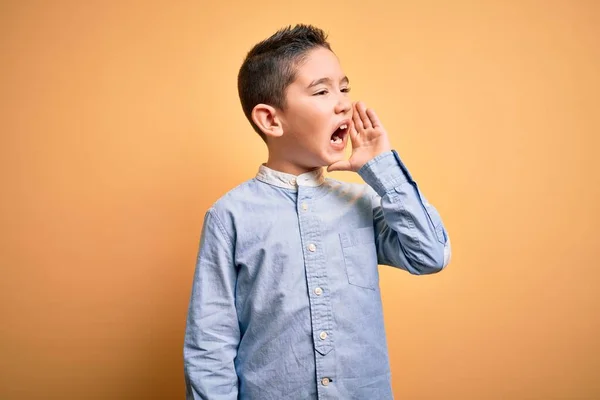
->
xmin=265 ymin=155 xmax=322 ymax=176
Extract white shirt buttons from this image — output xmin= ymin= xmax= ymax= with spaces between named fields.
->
xmin=289 ymin=178 xmax=296 ymax=186
xmin=308 ymin=243 xmax=316 ymax=252
xmin=319 ymin=331 xmax=328 ymax=340
xmin=321 ymin=377 xmax=330 ymax=386
xmin=314 ymin=287 xmax=323 ymax=296
xmin=301 ymin=203 xmax=308 ymax=211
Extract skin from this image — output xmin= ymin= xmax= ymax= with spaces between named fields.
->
xmin=251 ymin=46 xmax=391 ymax=176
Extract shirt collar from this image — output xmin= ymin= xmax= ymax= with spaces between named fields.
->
xmin=255 ymin=164 xmax=326 ymax=190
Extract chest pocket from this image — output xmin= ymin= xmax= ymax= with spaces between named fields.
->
xmin=339 ymin=226 xmax=379 ymax=290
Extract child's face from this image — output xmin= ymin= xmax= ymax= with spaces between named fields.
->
xmin=276 ymin=47 xmax=353 ymax=172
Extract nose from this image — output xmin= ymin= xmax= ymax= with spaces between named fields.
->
xmin=335 ymin=92 xmax=351 ymax=115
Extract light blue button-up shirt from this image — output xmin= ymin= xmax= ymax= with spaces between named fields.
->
xmin=184 ymin=150 xmax=451 ymax=399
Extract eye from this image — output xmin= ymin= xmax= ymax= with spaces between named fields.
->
xmin=341 ymin=87 xmax=351 ymax=93
xmin=314 ymin=90 xmax=328 ymax=96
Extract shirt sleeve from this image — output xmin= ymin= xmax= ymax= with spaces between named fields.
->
xmin=183 ymin=208 xmax=240 ymax=399
xmin=358 ymin=150 xmax=452 ymax=274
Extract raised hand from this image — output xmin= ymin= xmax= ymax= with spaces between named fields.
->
xmin=327 ymin=101 xmax=392 ymax=172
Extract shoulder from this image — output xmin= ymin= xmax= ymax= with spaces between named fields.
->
xmin=212 ymin=179 xmax=257 ymax=207
xmin=207 ymin=178 xmax=257 ymax=215
xmin=208 ymin=178 xmax=280 ymax=233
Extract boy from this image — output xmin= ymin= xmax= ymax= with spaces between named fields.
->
xmin=183 ymin=24 xmax=451 ymax=399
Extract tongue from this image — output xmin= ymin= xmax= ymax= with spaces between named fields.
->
xmin=331 ymin=127 xmax=344 ymax=140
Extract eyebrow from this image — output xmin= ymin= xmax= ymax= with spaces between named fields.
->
xmin=307 ymin=76 xmax=350 ymax=88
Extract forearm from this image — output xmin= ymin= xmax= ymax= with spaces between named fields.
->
xmin=183 ymin=318 xmax=240 ymax=399
xmin=359 ymin=150 xmax=450 ymax=274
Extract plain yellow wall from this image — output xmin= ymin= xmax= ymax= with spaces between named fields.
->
xmin=1 ymin=1 xmax=599 ymax=399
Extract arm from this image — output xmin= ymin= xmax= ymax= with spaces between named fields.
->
xmin=359 ymin=150 xmax=451 ymax=274
xmin=184 ymin=208 xmax=240 ymax=399
xmin=327 ymin=101 xmax=451 ymax=274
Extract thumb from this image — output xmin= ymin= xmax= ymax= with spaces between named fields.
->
xmin=327 ymin=160 xmax=353 ymax=172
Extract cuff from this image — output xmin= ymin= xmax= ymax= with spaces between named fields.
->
xmin=357 ymin=150 xmax=414 ymax=197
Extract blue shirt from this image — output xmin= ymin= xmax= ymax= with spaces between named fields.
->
xmin=183 ymin=150 xmax=451 ymax=399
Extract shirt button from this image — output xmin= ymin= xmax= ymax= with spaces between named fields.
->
xmin=319 ymin=331 xmax=328 ymax=340
xmin=321 ymin=377 xmax=330 ymax=386
xmin=308 ymin=243 xmax=316 ymax=252
xmin=314 ymin=287 xmax=323 ymax=296
xmin=289 ymin=178 xmax=296 ymax=186
xmin=301 ymin=203 xmax=308 ymax=211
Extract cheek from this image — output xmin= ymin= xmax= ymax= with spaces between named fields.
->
xmin=307 ymin=110 xmax=330 ymax=137
xmin=295 ymin=100 xmax=328 ymax=123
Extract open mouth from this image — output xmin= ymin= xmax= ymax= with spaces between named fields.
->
xmin=330 ymin=123 xmax=349 ymax=146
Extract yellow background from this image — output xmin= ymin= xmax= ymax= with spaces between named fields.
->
xmin=1 ymin=1 xmax=599 ymax=399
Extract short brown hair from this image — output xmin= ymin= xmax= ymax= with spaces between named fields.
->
xmin=237 ymin=24 xmax=332 ymax=141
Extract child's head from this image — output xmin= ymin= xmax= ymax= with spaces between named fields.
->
xmin=238 ymin=24 xmax=353 ymax=174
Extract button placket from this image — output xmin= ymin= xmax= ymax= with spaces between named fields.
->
xmin=296 ymin=187 xmax=334 ymax=387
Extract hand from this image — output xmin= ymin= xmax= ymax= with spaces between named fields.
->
xmin=327 ymin=101 xmax=392 ymax=172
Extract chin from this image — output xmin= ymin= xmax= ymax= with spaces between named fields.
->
xmin=302 ymin=147 xmax=346 ymax=170
xmin=320 ymin=152 xmax=345 ymax=167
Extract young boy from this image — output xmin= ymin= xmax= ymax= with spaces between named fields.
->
xmin=183 ymin=24 xmax=451 ymax=399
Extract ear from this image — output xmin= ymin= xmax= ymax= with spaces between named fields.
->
xmin=251 ymin=104 xmax=284 ymax=139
